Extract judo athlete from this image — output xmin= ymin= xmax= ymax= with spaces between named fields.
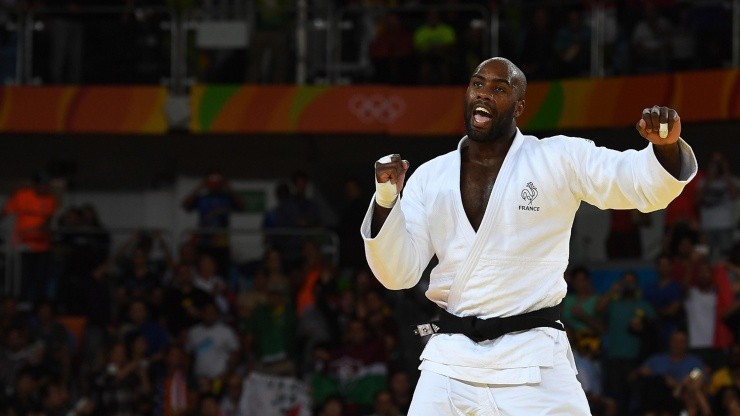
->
xmin=360 ymin=57 xmax=697 ymax=415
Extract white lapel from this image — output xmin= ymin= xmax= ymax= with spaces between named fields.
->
xmin=447 ymin=129 xmax=525 ymax=311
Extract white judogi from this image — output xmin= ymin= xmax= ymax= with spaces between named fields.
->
xmin=361 ymin=130 xmax=697 ymax=414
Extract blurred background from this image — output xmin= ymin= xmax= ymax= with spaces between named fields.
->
xmin=0 ymin=0 xmax=739 ymax=415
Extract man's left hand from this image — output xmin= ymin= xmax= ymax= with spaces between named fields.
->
xmin=636 ymin=105 xmax=680 ymax=146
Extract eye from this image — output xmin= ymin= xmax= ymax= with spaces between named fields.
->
xmin=494 ymin=86 xmax=505 ymax=93
xmin=472 ymin=81 xmax=483 ymax=88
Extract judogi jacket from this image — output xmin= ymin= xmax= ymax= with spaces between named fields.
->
xmin=361 ymin=129 xmax=697 ymax=384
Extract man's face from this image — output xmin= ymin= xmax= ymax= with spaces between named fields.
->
xmin=464 ymin=59 xmax=523 ymax=143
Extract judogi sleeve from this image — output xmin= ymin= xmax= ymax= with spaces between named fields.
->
xmin=360 ymin=169 xmax=435 ymax=290
xmin=568 ymin=138 xmax=698 ymax=212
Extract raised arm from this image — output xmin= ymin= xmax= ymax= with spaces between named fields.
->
xmin=371 ymin=154 xmax=409 ymax=237
xmin=635 ymin=105 xmax=681 ymax=178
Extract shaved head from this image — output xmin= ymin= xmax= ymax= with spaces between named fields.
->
xmin=475 ymin=57 xmax=527 ymax=100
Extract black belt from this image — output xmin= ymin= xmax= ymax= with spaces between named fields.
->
xmin=413 ymin=305 xmax=564 ymax=343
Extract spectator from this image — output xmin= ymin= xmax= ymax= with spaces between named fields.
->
xmin=284 ymin=171 xmax=322 ymax=229
xmin=198 ymin=393 xmax=224 ymax=416
xmin=247 ymin=281 xmax=296 ymax=376
xmin=0 ymin=325 xmax=43 ymax=390
xmin=671 ymin=234 xmax=705 ymax=286
xmin=368 ymin=389 xmax=403 ymax=416
xmin=316 ymin=394 xmax=347 ymax=416
xmin=5 ymin=369 xmax=42 ymax=415
xmin=517 ymin=6 xmax=555 ymax=81
xmin=562 ymin=266 xmax=605 ymax=337
xmin=119 ymin=300 xmax=168 ymax=359
xmin=337 ymin=177 xmax=368 ymax=275
xmin=162 ymin=263 xmax=213 ymax=340
xmin=553 ymin=7 xmax=590 ymax=78
xmin=683 ymin=259 xmax=734 ymax=351
xmin=28 ymin=301 xmax=72 ymax=385
xmin=598 ymin=270 xmax=657 ymax=412
xmin=247 ymin=0 xmax=292 ymax=84
xmin=182 ymin=171 xmax=245 ymax=277
xmin=387 ymin=370 xmax=412 ymax=415
xmin=370 ymin=13 xmax=414 ymax=84
xmin=154 ymin=345 xmax=197 ymax=416
xmin=630 ymin=0 xmax=672 ymax=74
xmin=220 ymin=373 xmax=245 ymax=416
xmin=313 ymin=319 xmax=388 ymax=412
xmin=671 ymin=5 xmax=698 ymax=71
xmin=569 ymin=327 xmax=616 ymax=416
xmin=606 ymin=209 xmax=650 ymax=259
xmin=55 ymin=204 xmax=110 ymax=314
xmin=413 ymin=9 xmax=456 ymax=85
xmin=0 ymin=171 xmax=60 ymax=305
xmin=634 ymin=329 xmax=707 ymax=415
xmin=294 ymin=239 xmax=327 ymax=317
xmin=114 ymin=231 xmax=173 ymax=284
xmin=93 ymin=341 xmax=151 ymax=415
xmin=120 ymin=246 xmax=162 ymax=303
xmin=720 ymin=242 xmax=740 ymax=339
xmin=644 ymin=253 xmax=685 ymax=347
xmin=185 ymin=302 xmax=240 ymax=385
xmin=193 ymin=252 xmax=231 ymax=315
xmin=46 ymin=0 xmax=84 ymax=83
xmin=697 ymin=152 xmax=739 ymax=262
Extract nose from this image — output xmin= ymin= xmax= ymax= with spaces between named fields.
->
xmin=476 ymin=88 xmax=493 ymax=101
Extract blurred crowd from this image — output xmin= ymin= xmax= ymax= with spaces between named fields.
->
xmin=0 ymin=0 xmax=734 ymax=85
xmin=0 ymin=145 xmax=737 ymax=415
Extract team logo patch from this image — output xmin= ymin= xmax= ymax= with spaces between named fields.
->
xmin=519 ymin=182 xmax=540 ymax=211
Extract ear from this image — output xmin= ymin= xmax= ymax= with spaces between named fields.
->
xmin=514 ymin=99 xmax=525 ymax=118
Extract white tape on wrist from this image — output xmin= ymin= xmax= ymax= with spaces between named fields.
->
xmin=375 ymin=179 xmax=398 ymax=208
xmin=375 ymin=154 xmax=398 ymax=208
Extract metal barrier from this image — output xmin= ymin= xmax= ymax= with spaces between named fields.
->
xmin=22 ymin=6 xmax=175 ymax=85
xmin=0 ymin=1 xmax=738 ymax=83
xmin=0 ymin=224 xmax=340 ymax=300
xmin=178 ymin=226 xmax=341 ymax=266
xmin=1 ymin=226 xmax=174 ymax=300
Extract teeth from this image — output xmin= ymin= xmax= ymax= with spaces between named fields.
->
xmin=475 ymin=106 xmax=491 ymax=115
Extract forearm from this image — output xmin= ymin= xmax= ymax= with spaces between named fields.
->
xmin=653 ymin=142 xmax=681 ymax=179
xmin=363 ymin=203 xmax=430 ymax=290
xmin=371 ymin=204 xmax=392 ymax=237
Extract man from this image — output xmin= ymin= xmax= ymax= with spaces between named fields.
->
xmin=361 ymin=57 xmax=697 ymax=414
xmin=0 ymin=171 xmax=59 ymax=304
xmin=182 ymin=171 xmax=245 ymax=276
xmin=635 ymin=329 xmax=707 ymax=415
xmin=185 ymin=302 xmax=239 ymax=384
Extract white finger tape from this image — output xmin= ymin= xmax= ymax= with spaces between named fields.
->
xmin=378 ymin=155 xmax=393 ymax=164
xmin=659 ymin=123 xmax=668 ymax=139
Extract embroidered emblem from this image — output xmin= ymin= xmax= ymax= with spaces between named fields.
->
xmin=519 ymin=182 xmax=541 ymax=212
xmin=521 ymin=182 xmax=538 ymax=205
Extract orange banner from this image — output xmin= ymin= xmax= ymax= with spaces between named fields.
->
xmin=0 ymin=86 xmax=168 ymax=133
xmin=1 ymin=69 xmax=739 ymax=135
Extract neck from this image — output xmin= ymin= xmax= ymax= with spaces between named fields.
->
xmin=465 ymin=128 xmax=516 ymax=166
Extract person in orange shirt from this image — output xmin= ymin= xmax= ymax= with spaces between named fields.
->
xmin=0 ymin=171 xmax=59 ymax=304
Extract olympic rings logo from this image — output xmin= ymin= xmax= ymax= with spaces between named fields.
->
xmin=348 ymin=94 xmax=406 ymax=124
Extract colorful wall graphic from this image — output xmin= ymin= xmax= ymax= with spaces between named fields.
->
xmin=1 ymin=69 xmax=739 ymax=134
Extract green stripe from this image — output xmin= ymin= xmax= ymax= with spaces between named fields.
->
xmin=199 ymin=85 xmax=240 ymax=131
xmin=525 ymin=82 xmax=564 ymax=131
xmin=289 ymin=86 xmax=329 ymax=128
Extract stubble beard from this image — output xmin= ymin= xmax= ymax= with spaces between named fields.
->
xmin=464 ymin=103 xmax=516 ymax=143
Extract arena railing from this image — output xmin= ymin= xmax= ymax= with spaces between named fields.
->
xmin=177 ymin=226 xmax=341 ymax=267
xmin=4 ymin=0 xmax=740 ymax=86
xmin=1 ymin=226 xmax=175 ymax=302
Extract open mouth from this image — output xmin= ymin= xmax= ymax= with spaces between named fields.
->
xmin=472 ymin=106 xmax=493 ymax=127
